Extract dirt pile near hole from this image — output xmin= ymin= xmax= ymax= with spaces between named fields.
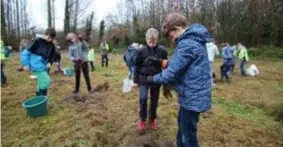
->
xmin=93 ymin=82 xmax=110 ymax=92
xmin=129 ymin=131 xmax=174 ymax=147
xmin=63 ymin=82 xmax=109 ymax=105
xmin=52 ymin=79 xmax=70 ymax=84
xmin=103 ymin=74 xmax=114 ymax=77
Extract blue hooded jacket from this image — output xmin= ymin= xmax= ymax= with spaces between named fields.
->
xmin=124 ymin=45 xmax=136 ymax=69
xmin=222 ymin=46 xmax=235 ymax=65
xmin=153 ymin=24 xmax=212 ymax=112
xmin=21 ymin=38 xmax=55 ymax=72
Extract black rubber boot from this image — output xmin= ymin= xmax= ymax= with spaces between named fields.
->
xmin=36 ymin=91 xmax=40 ymax=96
xmin=37 ymin=89 xmax=47 ymax=96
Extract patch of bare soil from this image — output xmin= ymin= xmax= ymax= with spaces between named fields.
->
xmin=63 ymin=82 xmax=109 ymax=105
xmin=103 ymin=74 xmax=114 ymax=77
xmin=92 ymin=82 xmax=110 ymax=92
xmin=128 ymin=131 xmax=174 ymax=147
xmin=52 ymin=79 xmax=70 ymax=84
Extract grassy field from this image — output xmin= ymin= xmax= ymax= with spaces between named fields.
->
xmin=1 ymin=52 xmax=283 ymax=147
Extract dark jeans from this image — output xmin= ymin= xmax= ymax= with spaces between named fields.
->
xmin=74 ymin=62 xmax=92 ymax=92
xmin=1 ymin=63 xmax=7 ymax=85
xmin=101 ymin=54 xmax=108 ymax=67
xmin=177 ymin=107 xmax=200 ymax=147
xmin=220 ymin=63 xmax=232 ymax=80
xmin=240 ymin=60 xmax=246 ymax=76
xmin=128 ymin=66 xmax=135 ymax=79
xmin=89 ymin=61 xmax=95 ymax=71
xmin=139 ymin=85 xmax=160 ymax=121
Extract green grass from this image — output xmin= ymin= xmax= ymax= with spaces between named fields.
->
xmin=1 ymin=53 xmax=283 ymax=147
xmin=214 ymin=97 xmax=277 ymax=127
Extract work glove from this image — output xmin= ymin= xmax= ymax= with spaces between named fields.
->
xmin=138 ymin=75 xmax=154 ymax=85
xmin=76 ymin=59 xmax=82 ymax=64
xmin=145 ymin=57 xmax=162 ymax=66
xmin=73 ymin=59 xmax=83 ymax=64
xmin=145 ymin=57 xmax=168 ymax=68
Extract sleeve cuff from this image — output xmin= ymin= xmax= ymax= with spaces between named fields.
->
xmin=153 ymin=75 xmax=161 ymax=84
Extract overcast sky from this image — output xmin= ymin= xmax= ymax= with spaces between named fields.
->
xmin=27 ymin=0 xmax=118 ymax=30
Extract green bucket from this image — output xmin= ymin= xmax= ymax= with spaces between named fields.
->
xmin=22 ymin=96 xmax=48 ymax=118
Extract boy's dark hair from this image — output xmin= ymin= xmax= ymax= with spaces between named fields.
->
xmin=45 ymin=27 xmax=56 ymax=38
xmin=162 ymin=13 xmax=187 ymax=36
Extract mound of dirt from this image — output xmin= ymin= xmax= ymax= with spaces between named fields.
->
xmin=129 ymin=131 xmax=174 ymax=147
xmin=64 ymin=94 xmax=87 ymax=103
xmin=64 ymin=82 xmax=109 ymax=105
xmin=202 ymin=111 xmax=214 ymax=119
xmin=93 ymin=82 xmax=110 ymax=92
xmin=103 ymin=74 xmax=114 ymax=77
xmin=52 ymin=79 xmax=70 ymax=84
xmin=50 ymin=70 xmax=64 ymax=75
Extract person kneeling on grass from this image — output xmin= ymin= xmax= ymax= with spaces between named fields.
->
xmin=21 ymin=28 xmax=56 ymax=96
xmin=138 ymin=13 xmax=211 ymax=147
xmin=134 ymin=28 xmax=168 ymax=130
xmin=66 ymin=33 xmax=92 ymax=94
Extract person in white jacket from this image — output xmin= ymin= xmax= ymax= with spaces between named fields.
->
xmin=206 ymin=38 xmax=219 ymax=85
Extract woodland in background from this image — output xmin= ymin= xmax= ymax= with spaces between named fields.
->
xmin=1 ymin=0 xmax=283 ymax=50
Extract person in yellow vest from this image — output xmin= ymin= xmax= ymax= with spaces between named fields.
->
xmin=88 ymin=45 xmax=95 ymax=72
xmin=100 ymin=41 xmax=109 ymax=67
xmin=0 ymin=39 xmax=7 ymax=86
xmin=237 ymin=43 xmax=249 ymax=76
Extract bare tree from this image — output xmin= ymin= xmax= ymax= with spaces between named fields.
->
xmin=16 ymin=0 xmax=19 ymax=37
xmin=64 ymin=0 xmax=70 ymax=35
xmin=52 ymin=0 xmax=55 ymax=28
xmin=73 ymin=0 xmax=79 ymax=32
xmin=85 ymin=11 xmax=94 ymax=41
xmin=47 ymin=0 xmax=52 ymax=27
xmin=1 ymin=0 xmax=7 ymax=42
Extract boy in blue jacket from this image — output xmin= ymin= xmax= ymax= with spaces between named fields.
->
xmin=123 ymin=43 xmax=139 ymax=79
xmin=21 ymin=28 xmax=56 ymax=96
xmin=138 ymin=13 xmax=211 ymax=147
xmin=220 ymin=43 xmax=234 ymax=83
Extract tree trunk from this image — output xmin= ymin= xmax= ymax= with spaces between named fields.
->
xmin=73 ymin=0 xmax=79 ymax=32
xmin=16 ymin=0 xmax=20 ymax=37
xmin=64 ymin=0 xmax=70 ymax=35
xmin=7 ymin=0 xmax=11 ymax=34
xmin=24 ymin=0 xmax=28 ymax=35
xmin=85 ymin=11 xmax=94 ymax=41
xmin=52 ymin=0 xmax=55 ymax=28
xmin=1 ymin=0 xmax=7 ymax=42
xmin=48 ymin=0 xmax=52 ymax=27
xmin=13 ymin=0 xmax=17 ymax=37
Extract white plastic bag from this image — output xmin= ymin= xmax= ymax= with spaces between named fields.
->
xmin=123 ymin=78 xmax=133 ymax=93
xmin=246 ymin=64 xmax=259 ymax=76
xmin=29 ymin=75 xmax=37 ymax=80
